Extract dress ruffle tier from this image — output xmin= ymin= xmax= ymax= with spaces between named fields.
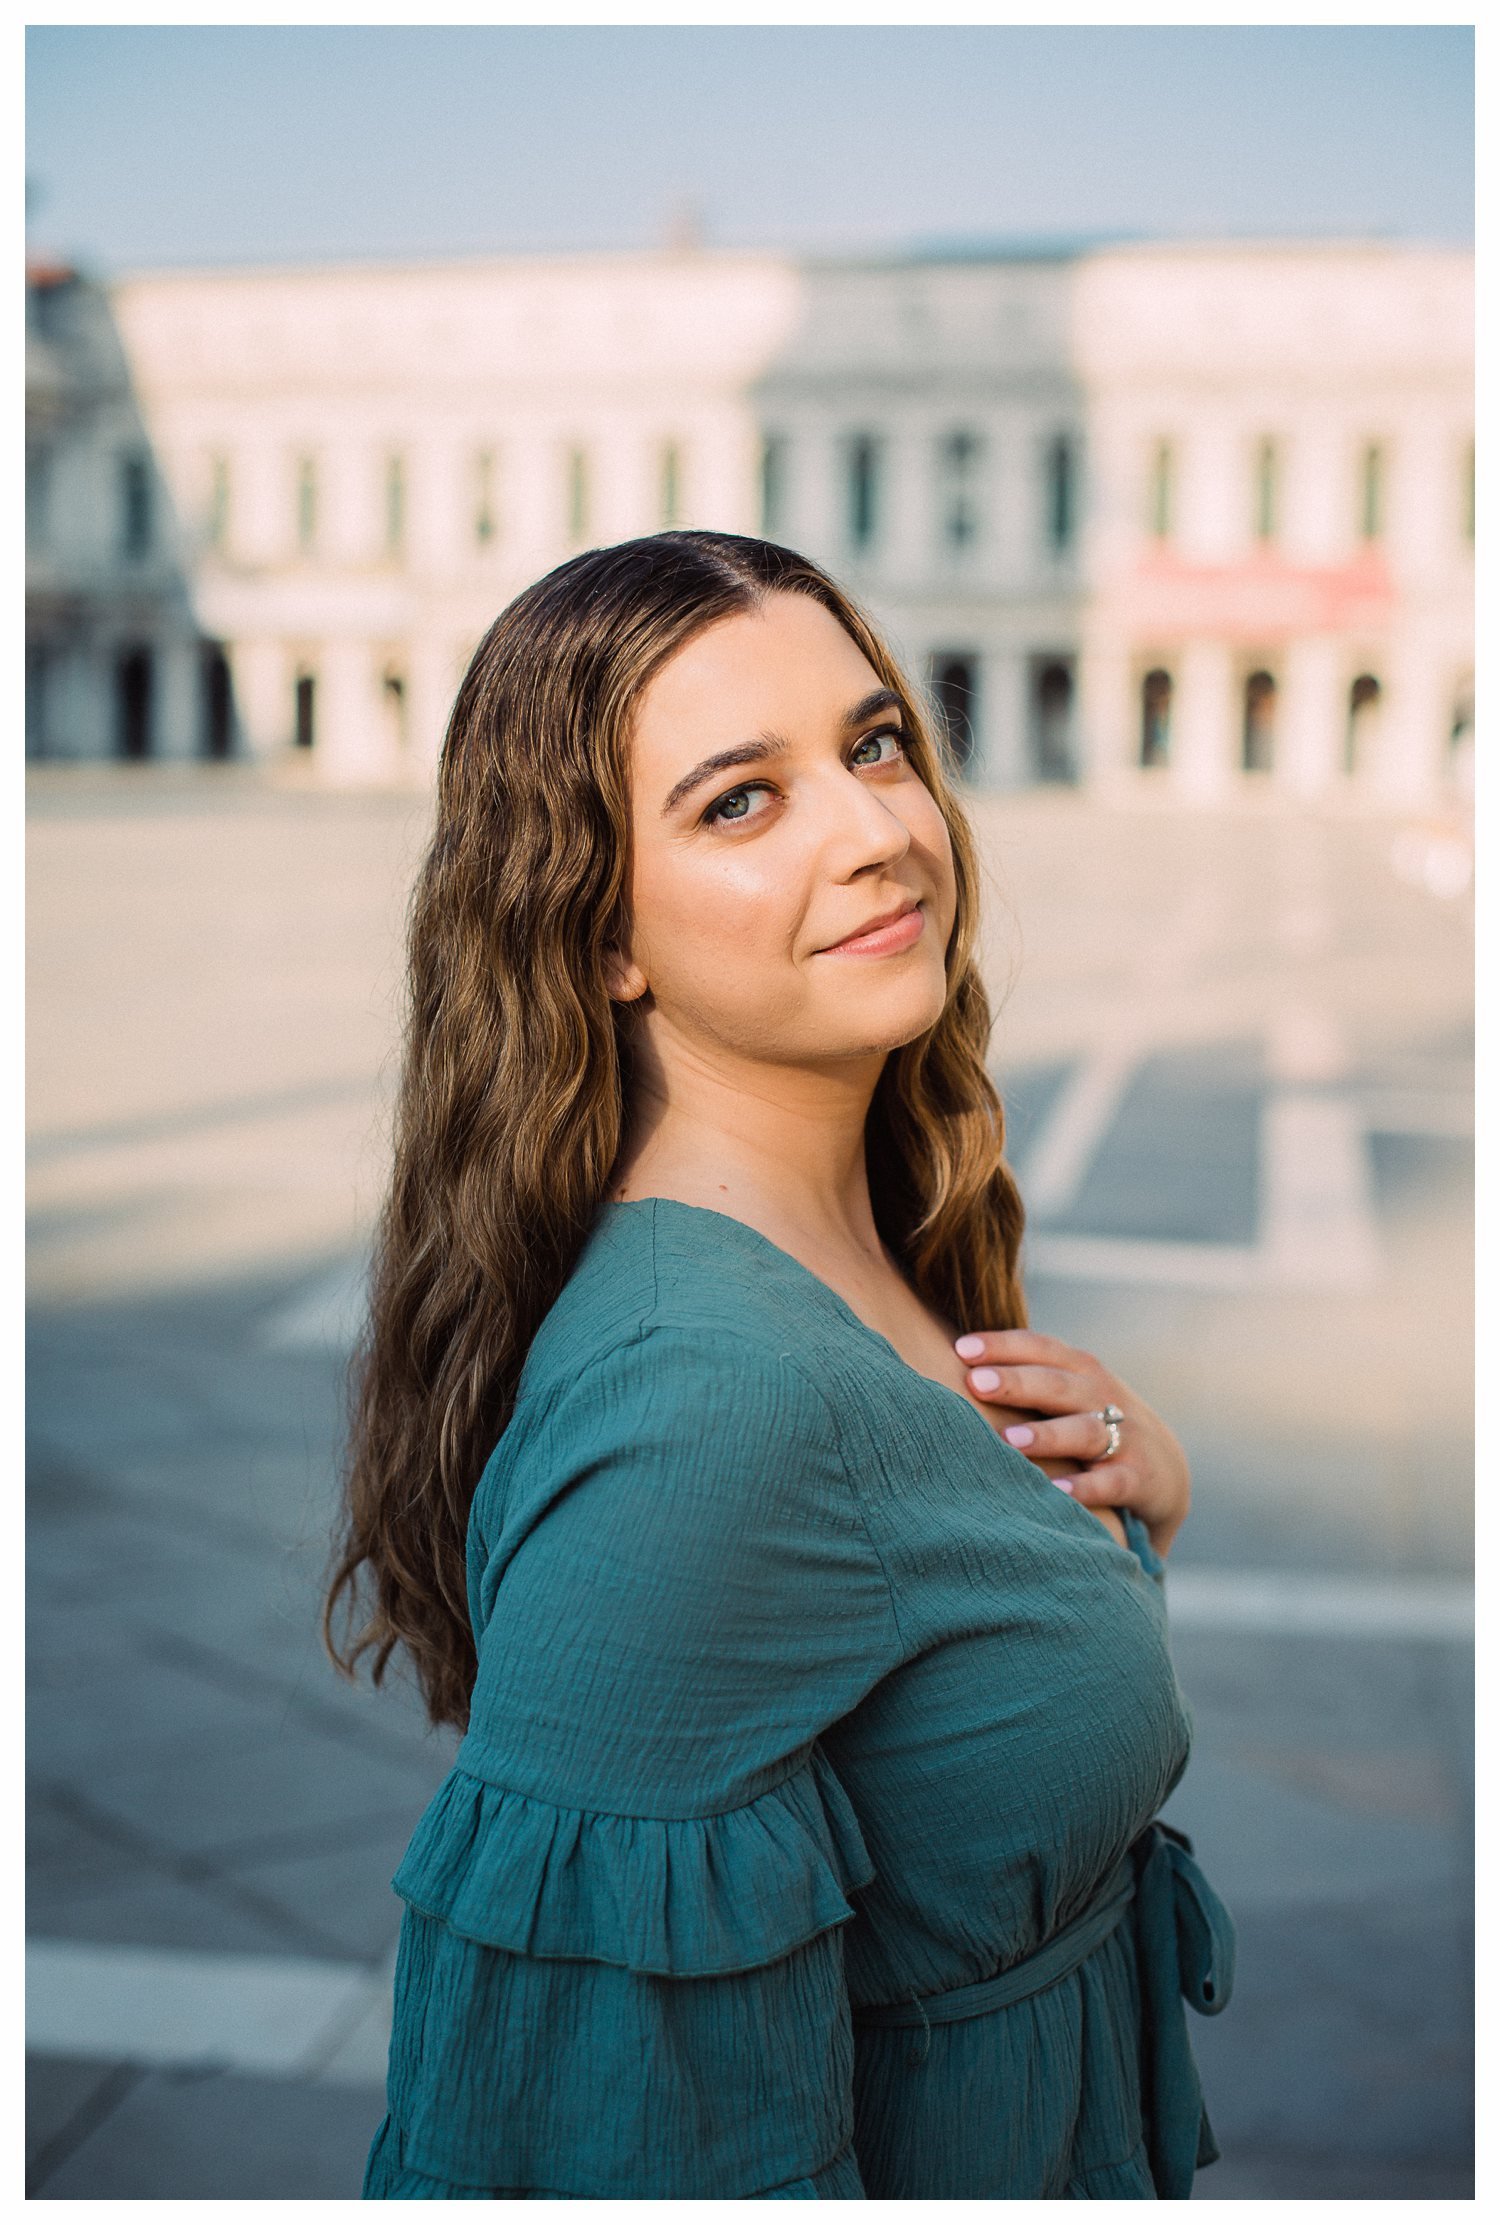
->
xmin=365 ymin=1743 xmax=878 ymax=2199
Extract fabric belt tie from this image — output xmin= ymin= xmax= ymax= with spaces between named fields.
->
xmin=851 ymin=1819 xmax=1236 ymax=2201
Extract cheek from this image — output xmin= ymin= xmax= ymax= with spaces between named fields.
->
xmin=908 ymin=791 xmax=958 ymax=922
xmin=631 ymin=845 xmax=801 ymax=996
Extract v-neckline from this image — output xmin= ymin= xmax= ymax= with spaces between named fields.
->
xmin=601 ymin=1195 xmax=1022 ymax=1455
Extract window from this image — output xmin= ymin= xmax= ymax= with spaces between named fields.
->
xmin=116 ymin=645 xmax=154 ymax=758
xmin=1045 ymin=435 xmax=1075 ymax=555
xmin=27 ymin=445 xmax=52 ymax=549
xmin=295 ymin=456 xmax=317 ymax=553
xmin=201 ymin=643 xmax=233 ymax=760
xmin=1358 ymin=444 xmax=1384 ymax=542
xmin=846 ymin=434 xmax=881 ymax=553
xmin=382 ymin=665 xmax=408 ymax=752
xmin=1148 ymin=441 xmax=1174 ymax=541
xmin=937 ymin=430 xmax=982 ymax=552
xmin=121 ymin=452 xmax=152 ymax=559
xmin=566 ymin=445 xmax=590 ymax=541
xmin=1242 ymin=670 xmax=1276 ymax=772
xmin=206 ymin=454 xmax=231 ymax=551
xmin=384 ymin=454 xmax=406 ymax=556
xmin=1449 ymin=674 xmax=1474 ymax=794
xmin=1344 ymin=674 xmax=1381 ymax=776
xmin=1252 ymin=439 xmax=1279 ymax=544
xmin=1140 ymin=669 xmax=1172 ymax=768
xmin=26 ymin=642 xmax=51 ymax=760
xmin=474 ymin=450 xmax=497 ymax=545
xmin=660 ymin=441 xmax=684 ymax=528
xmin=1029 ymin=657 xmax=1076 ymax=782
xmin=759 ymin=435 xmax=786 ymax=538
xmin=294 ymin=671 xmax=316 ymax=750
xmin=929 ymin=652 xmax=978 ymax=771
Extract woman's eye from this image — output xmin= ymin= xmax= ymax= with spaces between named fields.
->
xmin=850 ymin=726 xmax=910 ymax=769
xmin=704 ymin=781 xmax=775 ymax=826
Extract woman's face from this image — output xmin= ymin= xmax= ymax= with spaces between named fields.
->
xmin=612 ymin=591 xmax=958 ymax=1070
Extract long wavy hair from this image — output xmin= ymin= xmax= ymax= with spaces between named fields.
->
xmin=324 ymin=529 xmax=1027 ymax=1732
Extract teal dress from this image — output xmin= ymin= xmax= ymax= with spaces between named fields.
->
xmin=363 ymin=1198 xmax=1234 ymax=2200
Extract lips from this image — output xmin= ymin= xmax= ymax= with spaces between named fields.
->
xmin=817 ymin=898 xmax=925 ymax=957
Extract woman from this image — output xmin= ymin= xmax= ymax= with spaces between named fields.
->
xmin=325 ymin=529 xmax=1234 ymax=2200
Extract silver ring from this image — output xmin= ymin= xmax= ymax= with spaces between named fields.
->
xmin=1094 ymin=1404 xmax=1125 ymax=1460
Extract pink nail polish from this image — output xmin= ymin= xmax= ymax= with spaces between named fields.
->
xmin=970 ymin=1367 xmax=1001 ymax=1393
xmin=1052 ymin=1478 xmax=1075 ymax=1495
xmin=954 ymin=1334 xmax=985 ymax=1360
xmin=1003 ymin=1424 xmax=1035 ymax=1448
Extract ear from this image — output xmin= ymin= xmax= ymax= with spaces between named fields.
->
xmin=604 ymin=946 xmax=649 ymax=1004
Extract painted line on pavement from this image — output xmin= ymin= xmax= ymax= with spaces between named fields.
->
xmin=1017 ymin=1042 xmax=1140 ymax=1219
xmin=1164 ymin=1568 xmax=1472 ymax=1641
xmin=25 ymin=1938 xmax=393 ymax=2087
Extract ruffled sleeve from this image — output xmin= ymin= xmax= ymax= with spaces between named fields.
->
xmin=364 ymin=1323 xmax=902 ymax=2200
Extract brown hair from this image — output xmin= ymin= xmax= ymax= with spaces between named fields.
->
xmin=323 ymin=530 xmax=1026 ymax=1731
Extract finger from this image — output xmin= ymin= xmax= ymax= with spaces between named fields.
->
xmin=966 ymin=1363 xmax=1092 ymax=1413
xmin=1067 ymin=1460 xmax=1140 ymax=1509
xmin=995 ymin=1411 xmax=1120 ymax=1463
xmin=953 ymin=1329 xmax=1081 ymax=1368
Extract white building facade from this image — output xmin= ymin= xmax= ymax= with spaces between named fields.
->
xmin=28 ymin=240 xmax=1472 ymax=803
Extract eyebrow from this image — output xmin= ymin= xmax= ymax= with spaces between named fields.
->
xmin=659 ymin=688 xmax=906 ymax=817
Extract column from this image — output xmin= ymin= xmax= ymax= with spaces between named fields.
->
xmin=1076 ymin=634 xmax=1133 ymax=796
xmin=230 ymin=639 xmax=290 ymax=761
xmin=973 ymin=646 xmax=1028 ymax=790
xmin=1277 ymin=635 xmax=1343 ymax=800
xmin=1170 ymin=639 xmax=1235 ymax=803
xmin=154 ymin=635 xmax=201 ymax=760
xmin=315 ymin=639 xmax=387 ymax=786
xmin=406 ymin=634 xmax=461 ymax=785
xmin=1375 ymin=636 xmax=1448 ymax=807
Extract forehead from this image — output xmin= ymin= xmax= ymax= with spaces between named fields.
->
xmin=631 ymin=593 xmax=880 ymax=760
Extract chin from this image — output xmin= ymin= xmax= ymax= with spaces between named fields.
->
xmin=821 ymin=974 xmax=952 ymax=1058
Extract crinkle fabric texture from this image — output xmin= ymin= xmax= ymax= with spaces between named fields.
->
xmin=363 ymin=1199 xmax=1227 ymax=2200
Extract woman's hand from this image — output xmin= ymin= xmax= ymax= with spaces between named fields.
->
xmin=952 ymin=1329 xmax=1190 ymax=1561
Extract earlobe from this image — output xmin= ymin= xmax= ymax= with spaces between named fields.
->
xmin=605 ymin=949 xmax=649 ymax=1004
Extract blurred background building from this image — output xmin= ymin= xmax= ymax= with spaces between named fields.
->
xmin=26 ymin=238 xmax=1473 ymax=805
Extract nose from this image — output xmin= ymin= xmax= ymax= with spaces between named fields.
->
xmin=813 ymin=757 xmax=913 ymax=880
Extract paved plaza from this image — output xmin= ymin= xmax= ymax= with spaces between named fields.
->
xmin=26 ymin=765 xmax=1473 ymax=2198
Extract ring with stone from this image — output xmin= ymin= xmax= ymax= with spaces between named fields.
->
xmin=1095 ymin=1404 xmax=1125 ymax=1460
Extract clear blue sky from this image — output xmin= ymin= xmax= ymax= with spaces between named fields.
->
xmin=26 ymin=24 xmax=1473 ymax=273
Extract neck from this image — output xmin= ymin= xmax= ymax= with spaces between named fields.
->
xmin=614 ymin=1014 xmax=888 ymax=1264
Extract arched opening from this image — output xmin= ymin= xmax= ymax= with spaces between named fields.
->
xmin=1045 ymin=436 xmax=1075 ymax=555
xmin=115 ymin=646 xmax=154 ymax=760
xmin=382 ymin=663 xmax=409 ymax=755
xmin=847 ymin=434 xmax=881 ymax=552
xmin=1029 ymin=656 xmax=1076 ymax=782
xmin=120 ymin=453 xmax=153 ymax=559
xmin=1139 ymin=668 xmax=1172 ymax=769
xmin=1449 ymin=674 xmax=1474 ymax=797
xmin=759 ymin=434 xmax=786 ymax=538
xmin=201 ymin=643 xmax=234 ymax=760
xmin=1241 ymin=670 xmax=1276 ymax=774
xmin=1344 ymin=674 xmax=1381 ymax=777
xmin=938 ymin=429 xmax=981 ymax=552
xmin=659 ymin=441 xmax=684 ymax=528
xmin=929 ymin=652 xmax=977 ymax=772
xmin=294 ymin=671 xmax=316 ymax=751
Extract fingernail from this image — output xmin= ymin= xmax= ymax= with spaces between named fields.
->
xmin=1003 ymin=1424 xmax=1035 ymax=1447
xmin=1052 ymin=1478 xmax=1075 ymax=1495
xmin=970 ymin=1367 xmax=1002 ymax=1393
xmin=954 ymin=1334 xmax=985 ymax=1360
